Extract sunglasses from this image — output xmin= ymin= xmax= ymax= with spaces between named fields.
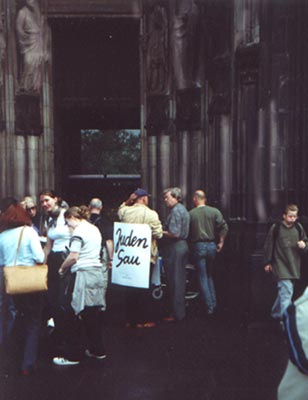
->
xmin=26 ymin=206 xmax=37 ymax=211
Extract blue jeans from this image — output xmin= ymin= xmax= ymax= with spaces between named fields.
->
xmin=271 ymin=279 xmax=294 ymax=320
xmin=192 ymin=242 xmax=217 ymax=313
xmin=0 ymin=268 xmax=17 ymax=345
xmin=14 ymin=293 xmax=43 ymax=370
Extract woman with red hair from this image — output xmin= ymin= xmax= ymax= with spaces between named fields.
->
xmin=0 ymin=203 xmax=44 ymax=375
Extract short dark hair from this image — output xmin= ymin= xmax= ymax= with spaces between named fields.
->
xmin=39 ymin=189 xmax=62 ymax=206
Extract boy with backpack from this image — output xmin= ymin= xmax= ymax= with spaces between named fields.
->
xmin=264 ymin=204 xmax=308 ymax=320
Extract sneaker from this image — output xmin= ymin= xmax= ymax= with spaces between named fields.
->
xmin=47 ymin=318 xmax=55 ymax=328
xmin=185 ymin=291 xmax=199 ymax=300
xmin=85 ymin=349 xmax=106 ymax=360
xmin=52 ymin=357 xmax=80 ymax=366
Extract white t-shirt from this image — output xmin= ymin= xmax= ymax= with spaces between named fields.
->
xmin=47 ymin=209 xmax=71 ymax=252
xmin=69 ymin=220 xmax=102 ymax=273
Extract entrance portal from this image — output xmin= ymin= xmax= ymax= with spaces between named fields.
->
xmin=50 ymin=17 xmax=141 ymax=207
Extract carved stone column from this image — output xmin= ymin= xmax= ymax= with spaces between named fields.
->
xmin=0 ymin=0 xmax=54 ymax=199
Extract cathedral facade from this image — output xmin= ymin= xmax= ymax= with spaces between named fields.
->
xmin=1 ymin=0 xmax=308 ymax=305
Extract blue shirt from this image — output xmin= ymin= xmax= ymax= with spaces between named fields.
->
xmin=0 ymin=226 xmax=44 ymax=267
xmin=165 ymin=203 xmax=190 ymax=240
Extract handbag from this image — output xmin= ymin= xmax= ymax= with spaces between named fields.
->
xmin=3 ymin=226 xmax=48 ymax=295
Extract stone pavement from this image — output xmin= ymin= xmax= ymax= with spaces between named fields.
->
xmin=0 ymin=292 xmax=288 ymax=400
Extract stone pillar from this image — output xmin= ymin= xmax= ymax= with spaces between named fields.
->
xmin=148 ymin=135 xmax=157 ymax=209
xmin=0 ymin=0 xmax=54 ymax=200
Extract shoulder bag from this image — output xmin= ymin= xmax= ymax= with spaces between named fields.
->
xmin=3 ymin=226 xmax=48 ymax=295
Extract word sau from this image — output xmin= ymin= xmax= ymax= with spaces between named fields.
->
xmin=114 ymin=227 xmax=149 ymax=268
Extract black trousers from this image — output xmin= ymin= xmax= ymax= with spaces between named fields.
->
xmin=55 ymin=272 xmax=105 ymax=360
xmin=125 ymin=263 xmax=161 ymax=324
xmin=60 ymin=306 xmax=105 ymax=360
xmin=46 ymin=251 xmax=69 ymax=352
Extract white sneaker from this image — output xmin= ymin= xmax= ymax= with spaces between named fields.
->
xmin=47 ymin=318 xmax=55 ymax=328
xmin=85 ymin=349 xmax=106 ymax=360
xmin=52 ymin=357 xmax=80 ymax=366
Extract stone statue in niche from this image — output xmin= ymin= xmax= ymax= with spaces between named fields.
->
xmin=173 ymin=0 xmax=202 ymax=90
xmin=147 ymin=3 xmax=168 ymax=94
xmin=16 ymin=0 xmax=49 ymax=93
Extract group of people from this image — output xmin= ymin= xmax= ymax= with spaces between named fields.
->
xmin=0 ymin=186 xmax=228 ymax=374
xmin=118 ymin=187 xmax=228 ymax=327
xmin=0 ymin=191 xmax=112 ymax=375
xmin=2 ymin=186 xmax=307 ymax=397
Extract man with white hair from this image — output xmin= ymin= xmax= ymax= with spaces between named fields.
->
xmin=162 ymin=187 xmax=190 ymax=322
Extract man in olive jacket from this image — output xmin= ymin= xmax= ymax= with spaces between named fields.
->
xmin=264 ymin=204 xmax=308 ymax=319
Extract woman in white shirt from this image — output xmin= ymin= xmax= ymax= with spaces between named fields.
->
xmin=52 ymin=206 xmax=108 ymax=366
xmin=0 ymin=204 xmax=44 ymax=375
xmin=39 ymin=190 xmax=71 ymax=347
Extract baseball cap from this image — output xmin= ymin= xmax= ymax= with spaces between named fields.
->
xmin=134 ymin=188 xmax=150 ymax=198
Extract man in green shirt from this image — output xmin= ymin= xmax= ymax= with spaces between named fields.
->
xmin=189 ymin=190 xmax=228 ymax=316
xmin=264 ymin=204 xmax=308 ymax=320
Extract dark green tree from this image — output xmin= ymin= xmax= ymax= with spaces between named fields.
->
xmin=81 ymin=129 xmax=141 ymax=174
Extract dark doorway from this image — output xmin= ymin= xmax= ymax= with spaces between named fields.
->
xmin=50 ymin=17 xmax=141 ymax=207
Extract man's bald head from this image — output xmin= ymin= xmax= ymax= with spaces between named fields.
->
xmin=193 ymin=190 xmax=206 ymax=206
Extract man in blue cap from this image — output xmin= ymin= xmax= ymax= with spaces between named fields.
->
xmin=118 ymin=188 xmax=163 ymax=327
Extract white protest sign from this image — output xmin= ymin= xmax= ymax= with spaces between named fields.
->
xmin=111 ymin=222 xmax=151 ymax=288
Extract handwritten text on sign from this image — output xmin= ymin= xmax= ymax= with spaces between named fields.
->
xmin=111 ymin=222 xmax=151 ymax=288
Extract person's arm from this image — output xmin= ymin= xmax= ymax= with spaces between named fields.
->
xmin=298 ymin=240 xmax=306 ymax=249
xmin=216 ymin=234 xmax=227 ymax=253
xmin=149 ymin=212 xmax=163 ymax=240
xmin=58 ymin=234 xmax=83 ymax=274
xmin=163 ymin=230 xmax=179 ymax=239
xmin=106 ymin=239 xmax=114 ymax=268
xmin=58 ymin=252 xmax=79 ymax=275
xmin=264 ymin=225 xmax=275 ymax=272
xmin=297 ymin=224 xmax=308 ymax=250
xmin=28 ymin=228 xmax=45 ymax=264
xmin=264 ymin=264 xmax=273 ymax=273
xmin=43 ymin=237 xmax=53 ymax=263
xmin=118 ymin=194 xmax=137 ymax=220
xmin=216 ymin=212 xmax=228 ymax=253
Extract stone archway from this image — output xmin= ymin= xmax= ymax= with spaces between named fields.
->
xmin=49 ymin=16 xmax=141 ymax=205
